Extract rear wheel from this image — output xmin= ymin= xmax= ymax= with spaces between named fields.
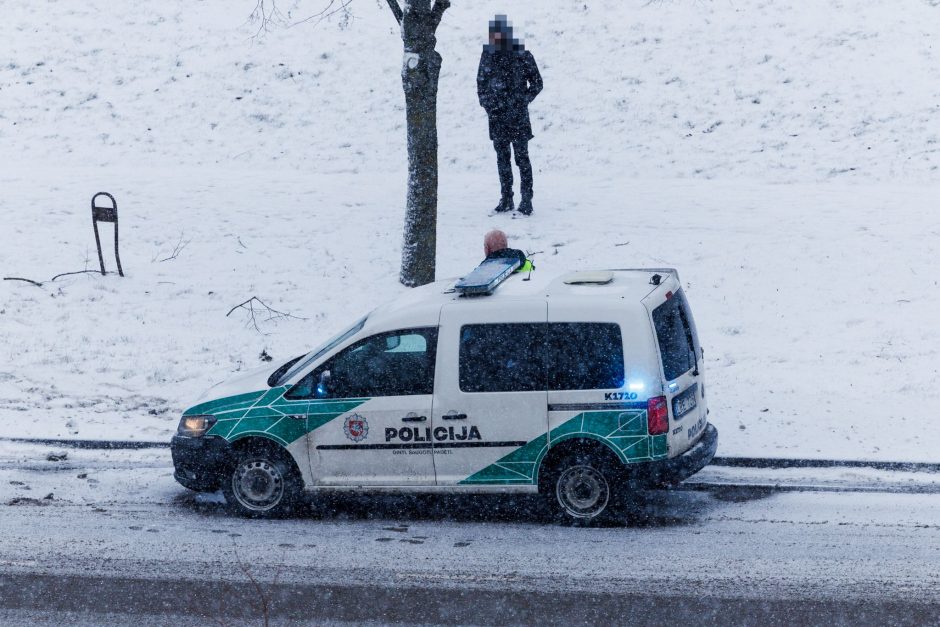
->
xmin=222 ymin=444 xmax=303 ymax=518
xmin=543 ymin=451 xmax=623 ymax=525
xmin=556 ymin=464 xmax=610 ymax=520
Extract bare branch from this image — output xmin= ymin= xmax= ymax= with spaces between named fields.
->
xmin=4 ymin=269 xmax=111 ymax=287
xmin=386 ymin=0 xmax=403 ymax=25
xmin=247 ymin=0 xmax=288 ymax=37
xmin=3 ymin=277 xmax=44 ymax=287
xmin=51 ymin=270 xmax=105 ymax=281
xmin=157 ymin=233 xmax=191 ymax=263
xmin=226 ymin=296 xmax=307 ymax=334
xmin=290 ymin=0 xmax=355 ymax=28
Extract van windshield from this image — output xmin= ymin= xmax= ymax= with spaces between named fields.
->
xmin=273 ymin=315 xmax=369 ymax=386
xmin=652 ymin=290 xmax=700 ymax=381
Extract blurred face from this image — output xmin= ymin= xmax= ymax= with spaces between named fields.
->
xmin=489 ymin=31 xmax=503 ymax=46
xmin=484 ymin=230 xmax=509 ymax=256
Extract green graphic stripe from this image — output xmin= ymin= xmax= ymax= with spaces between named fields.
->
xmin=184 ymin=391 xmax=267 ymax=417
xmin=194 ymin=388 xmax=369 ymax=447
xmin=460 ymin=410 xmax=668 ymax=486
xmin=189 ymin=390 xmax=668 ymax=482
xmin=304 ymin=401 xmax=370 ymax=433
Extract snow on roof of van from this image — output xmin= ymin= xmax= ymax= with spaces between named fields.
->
xmin=472 ymin=267 xmax=671 ymax=300
xmin=366 ymin=268 xmax=673 ymax=331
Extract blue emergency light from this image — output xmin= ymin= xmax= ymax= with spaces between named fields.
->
xmin=454 ymin=257 xmax=521 ymax=296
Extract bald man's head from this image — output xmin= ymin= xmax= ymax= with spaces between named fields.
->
xmin=484 ymin=229 xmax=509 ymax=257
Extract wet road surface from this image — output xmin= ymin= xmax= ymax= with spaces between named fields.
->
xmin=0 ymin=445 xmax=939 ymax=624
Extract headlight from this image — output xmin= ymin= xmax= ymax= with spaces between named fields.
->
xmin=177 ymin=415 xmax=217 ymax=438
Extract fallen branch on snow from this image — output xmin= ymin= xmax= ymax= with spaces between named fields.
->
xmin=4 ymin=269 xmax=112 ymax=287
xmin=156 ymin=233 xmax=191 ymax=263
xmin=50 ymin=270 xmax=105 ymax=281
xmin=226 ymin=296 xmax=307 ymax=333
xmin=3 ymin=277 xmax=44 ymax=287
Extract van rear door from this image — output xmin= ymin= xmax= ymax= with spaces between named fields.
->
xmin=649 ymin=287 xmax=708 ymax=456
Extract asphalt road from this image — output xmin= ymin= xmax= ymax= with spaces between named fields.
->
xmin=1 ymin=445 xmax=939 ymax=625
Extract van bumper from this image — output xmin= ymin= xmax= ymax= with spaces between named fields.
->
xmin=627 ymin=423 xmax=718 ymax=487
xmin=170 ymin=435 xmax=232 ymax=492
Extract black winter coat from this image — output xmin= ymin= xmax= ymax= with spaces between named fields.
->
xmin=477 ymin=48 xmax=543 ymax=142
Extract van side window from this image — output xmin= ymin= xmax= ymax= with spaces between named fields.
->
xmin=459 ymin=324 xmax=545 ymax=393
xmin=652 ymin=291 xmax=696 ymax=381
xmin=288 ymin=328 xmax=438 ymax=399
xmin=547 ymin=323 xmax=624 ymax=391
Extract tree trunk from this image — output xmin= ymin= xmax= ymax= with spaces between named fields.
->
xmin=397 ymin=0 xmax=445 ymax=287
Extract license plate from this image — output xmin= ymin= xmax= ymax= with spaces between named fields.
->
xmin=672 ymin=385 xmax=698 ymax=419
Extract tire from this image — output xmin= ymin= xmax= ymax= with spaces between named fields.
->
xmin=222 ymin=444 xmax=303 ymax=518
xmin=544 ymin=452 xmax=622 ymax=525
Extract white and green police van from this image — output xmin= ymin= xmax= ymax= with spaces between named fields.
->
xmin=171 ymin=268 xmax=717 ymax=524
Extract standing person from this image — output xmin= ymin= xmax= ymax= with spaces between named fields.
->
xmin=477 ymin=15 xmax=543 ymax=216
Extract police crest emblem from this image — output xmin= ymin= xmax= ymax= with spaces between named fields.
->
xmin=343 ymin=414 xmax=369 ymax=443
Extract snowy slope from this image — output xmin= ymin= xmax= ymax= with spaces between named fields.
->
xmin=3 ymin=0 xmax=939 ymax=180
xmin=1 ymin=0 xmax=939 ymax=460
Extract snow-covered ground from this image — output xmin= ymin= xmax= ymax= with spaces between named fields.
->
xmin=3 ymin=170 xmax=938 ymax=461
xmin=2 ymin=1 xmax=939 ymax=460
xmin=4 ymin=0 xmax=939 ymax=180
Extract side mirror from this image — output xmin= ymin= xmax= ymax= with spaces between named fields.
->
xmin=385 ymin=336 xmax=401 ymax=350
xmin=316 ymin=370 xmax=332 ymax=398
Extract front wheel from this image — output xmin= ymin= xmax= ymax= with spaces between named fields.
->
xmin=222 ymin=446 xmax=303 ymax=518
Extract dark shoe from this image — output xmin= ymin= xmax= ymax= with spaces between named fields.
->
xmin=494 ymin=196 xmax=515 ymax=213
xmin=518 ymin=197 xmax=533 ymax=215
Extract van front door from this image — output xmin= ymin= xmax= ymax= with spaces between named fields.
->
xmin=433 ymin=302 xmax=548 ymax=486
xmin=288 ymin=328 xmax=439 ymax=486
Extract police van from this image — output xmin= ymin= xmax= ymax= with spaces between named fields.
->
xmin=171 ymin=267 xmax=718 ymax=524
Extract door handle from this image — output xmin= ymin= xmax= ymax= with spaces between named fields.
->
xmin=442 ymin=413 xmax=468 ymax=421
xmin=401 ymin=414 xmax=427 ymax=423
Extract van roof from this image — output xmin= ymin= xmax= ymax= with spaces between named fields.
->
xmin=365 ymin=268 xmax=678 ymax=331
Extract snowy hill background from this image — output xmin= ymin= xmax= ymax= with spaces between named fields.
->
xmin=2 ymin=0 xmax=939 ymax=460
xmin=5 ymin=0 xmax=939 ymax=180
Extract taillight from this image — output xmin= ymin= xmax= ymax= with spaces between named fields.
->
xmin=647 ymin=396 xmax=669 ymax=435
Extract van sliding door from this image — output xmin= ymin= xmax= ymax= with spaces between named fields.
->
xmin=433 ymin=301 xmax=548 ymax=486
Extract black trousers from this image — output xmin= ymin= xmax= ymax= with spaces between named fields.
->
xmin=493 ymin=138 xmax=533 ymax=200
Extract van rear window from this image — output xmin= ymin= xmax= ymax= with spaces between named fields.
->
xmin=652 ymin=290 xmax=699 ymax=381
xmin=459 ymin=323 xmax=624 ymax=393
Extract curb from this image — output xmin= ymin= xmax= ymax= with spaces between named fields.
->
xmin=0 ymin=437 xmax=170 ymax=450
xmin=682 ymin=481 xmax=940 ymax=496
xmin=711 ymin=456 xmax=940 ymax=474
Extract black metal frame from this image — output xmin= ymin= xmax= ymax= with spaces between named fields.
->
xmin=91 ymin=192 xmax=124 ymax=277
